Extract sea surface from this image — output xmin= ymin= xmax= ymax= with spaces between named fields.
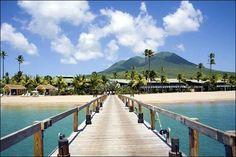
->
xmin=1 ymin=100 xmax=235 ymax=156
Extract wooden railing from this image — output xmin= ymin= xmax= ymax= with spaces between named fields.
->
xmin=118 ymin=95 xmax=236 ymax=157
xmin=0 ymin=95 xmax=107 ymax=156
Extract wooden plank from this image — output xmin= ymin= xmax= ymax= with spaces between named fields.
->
xmin=34 ymin=130 xmax=43 ymax=156
xmin=50 ymin=95 xmax=170 ymax=156
xmin=120 ymin=95 xmax=236 ymax=146
xmin=0 ymin=122 xmax=41 ymax=152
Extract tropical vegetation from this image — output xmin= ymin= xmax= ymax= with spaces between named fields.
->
xmin=0 ymin=51 xmax=235 ymax=95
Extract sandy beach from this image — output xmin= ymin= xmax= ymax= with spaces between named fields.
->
xmin=1 ymin=95 xmax=95 ymax=107
xmin=1 ymin=91 xmax=235 ymax=107
xmin=129 ymin=91 xmax=235 ymax=104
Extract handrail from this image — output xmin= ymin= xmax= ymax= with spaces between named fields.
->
xmin=0 ymin=122 xmax=41 ymax=151
xmin=0 ymin=95 xmax=107 ymax=154
xmin=119 ymin=95 xmax=236 ymax=156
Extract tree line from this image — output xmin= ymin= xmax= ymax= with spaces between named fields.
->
xmin=0 ymin=50 xmax=235 ymax=95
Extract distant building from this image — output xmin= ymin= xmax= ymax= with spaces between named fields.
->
xmin=140 ymin=79 xmax=187 ymax=92
xmin=109 ymin=79 xmax=131 ymax=87
xmin=3 ymin=84 xmax=26 ymax=95
xmin=185 ymin=80 xmax=206 ymax=92
xmin=36 ymin=84 xmax=57 ymax=95
xmin=57 ymin=75 xmax=74 ymax=87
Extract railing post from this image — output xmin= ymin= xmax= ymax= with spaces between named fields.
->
xmin=129 ymin=100 xmax=134 ymax=112
xmin=86 ymin=106 xmax=92 ymax=125
xmin=169 ymin=137 xmax=182 ymax=157
xmin=224 ymin=131 xmax=236 ymax=157
xmin=125 ymin=98 xmax=128 ymax=107
xmin=73 ymin=109 xmax=78 ymax=132
xmin=189 ymin=118 xmax=199 ymax=157
xmin=93 ymin=101 xmax=96 ymax=112
xmin=34 ymin=125 xmax=43 ymax=156
xmin=138 ymin=104 xmax=143 ymax=123
xmin=150 ymin=109 xmax=156 ymax=130
xmin=96 ymin=99 xmax=100 ymax=113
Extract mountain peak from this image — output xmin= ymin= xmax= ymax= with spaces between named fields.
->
xmin=101 ymin=52 xmax=202 ymax=77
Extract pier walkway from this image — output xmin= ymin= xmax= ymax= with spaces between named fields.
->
xmin=51 ymin=95 xmax=170 ymax=156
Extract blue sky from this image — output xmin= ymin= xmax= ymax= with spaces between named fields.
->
xmin=1 ymin=1 xmax=235 ymax=76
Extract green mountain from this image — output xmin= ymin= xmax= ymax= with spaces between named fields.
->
xmin=100 ymin=51 xmax=233 ymax=78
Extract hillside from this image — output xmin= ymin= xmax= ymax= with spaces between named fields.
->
xmin=100 ymin=51 xmax=232 ymax=78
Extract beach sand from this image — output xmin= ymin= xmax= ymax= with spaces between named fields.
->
xmin=1 ymin=91 xmax=235 ymax=107
xmin=1 ymin=95 xmax=95 ymax=107
xmin=128 ymin=91 xmax=235 ymax=105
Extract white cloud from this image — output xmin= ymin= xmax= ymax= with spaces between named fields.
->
xmin=1 ymin=23 xmax=38 ymax=55
xmin=140 ymin=2 xmax=147 ymax=13
xmin=51 ymin=35 xmax=74 ymax=57
xmin=163 ymin=1 xmax=203 ymax=35
xmin=18 ymin=1 xmax=95 ymax=39
xmin=15 ymin=1 xmax=203 ymax=64
xmin=105 ymin=40 xmax=119 ymax=61
xmin=74 ymin=32 xmax=103 ymax=61
xmin=99 ymin=5 xmax=166 ymax=54
xmin=176 ymin=43 xmax=185 ymax=51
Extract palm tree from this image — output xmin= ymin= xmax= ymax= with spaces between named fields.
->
xmin=149 ymin=70 xmax=157 ymax=81
xmin=129 ymin=74 xmax=147 ymax=94
xmin=131 ymin=65 xmax=136 ymax=81
xmin=160 ymin=75 xmax=167 ymax=93
xmin=113 ymin=72 xmax=118 ymax=79
xmin=144 ymin=49 xmax=149 ymax=71
xmin=56 ymin=76 xmax=67 ymax=95
xmin=196 ymin=71 xmax=203 ymax=82
xmin=144 ymin=49 xmax=155 ymax=72
xmin=209 ymin=53 xmax=215 ymax=76
xmin=222 ymin=73 xmax=228 ymax=83
xmin=124 ymin=71 xmax=130 ymax=80
xmin=73 ymin=75 xmax=88 ymax=94
xmin=197 ymin=63 xmax=204 ymax=72
xmin=177 ymin=73 xmax=183 ymax=92
xmin=16 ymin=55 xmax=24 ymax=72
xmin=0 ymin=51 xmax=7 ymax=79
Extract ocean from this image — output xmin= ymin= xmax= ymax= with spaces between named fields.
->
xmin=1 ymin=100 xmax=235 ymax=156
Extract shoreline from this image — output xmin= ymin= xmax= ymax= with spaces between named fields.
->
xmin=1 ymin=91 xmax=235 ymax=107
xmin=127 ymin=91 xmax=235 ymax=105
xmin=1 ymin=95 xmax=95 ymax=107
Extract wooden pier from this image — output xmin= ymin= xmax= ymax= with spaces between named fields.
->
xmin=1 ymin=94 xmax=235 ymax=156
xmin=51 ymin=95 xmax=170 ymax=156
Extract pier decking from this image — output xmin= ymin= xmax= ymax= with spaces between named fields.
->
xmin=51 ymin=95 xmax=170 ymax=156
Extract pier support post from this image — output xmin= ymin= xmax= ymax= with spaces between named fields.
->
xmin=73 ymin=110 xmax=78 ymax=132
xmin=150 ymin=109 xmax=156 ymax=130
xmin=34 ymin=129 xmax=43 ymax=156
xmin=189 ymin=118 xmax=199 ymax=157
xmin=138 ymin=104 xmax=143 ymax=123
xmin=224 ymin=131 xmax=236 ymax=157
xmin=86 ymin=106 xmax=92 ymax=125
xmin=129 ymin=100 xmax=134 ymax=112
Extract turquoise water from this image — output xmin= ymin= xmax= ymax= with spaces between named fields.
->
xmin=141 ymin=101 xmax=235 ymax=156
xmin=1 ymin=101 xmax=235 ymax=156
xmin=1 ymin=105 xmax=85 ymax=156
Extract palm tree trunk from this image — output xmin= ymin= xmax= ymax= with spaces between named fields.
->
xmin=19 ymin=63 xmax=20 ymax=72
xmin=210 ymin=64 xmax=212 ymax=76
xmin=3 ymin=59 xmax=4 ymax=78
xmin=148 ymin=57 xmax=150 ymax=72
